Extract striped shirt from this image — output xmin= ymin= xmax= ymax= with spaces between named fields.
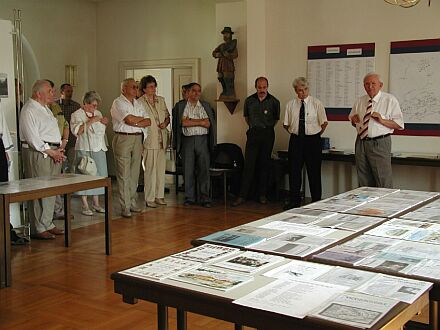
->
xmin=182 ymin=101 xmax=209 ymax=136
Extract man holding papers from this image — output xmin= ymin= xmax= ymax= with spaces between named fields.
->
xmin=349 ymin=73 xmax=404 ymax=188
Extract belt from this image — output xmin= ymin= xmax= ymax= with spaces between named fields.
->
xmin=44 ymin=141 xmax=61 ymax=147
xmin=115 ymin=132 xmax=143 ymax=136
xmin=21 ymin=142 xmax=60 ymax=149
xmin=362 ymin=133 xmax=391 ymax=141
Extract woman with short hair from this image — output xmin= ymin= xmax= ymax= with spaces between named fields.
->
xmin=71 ymin=91 xmax=109 ymax=215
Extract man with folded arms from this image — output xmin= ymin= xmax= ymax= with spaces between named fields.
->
xmin=111 ymin=78 xmax=151 ymax=218
xmin=349 ymin=72 xmax=404 ymax=188
xmin=19 ymin=79 xmax=65 ymax=239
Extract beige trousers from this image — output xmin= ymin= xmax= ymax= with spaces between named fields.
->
xmin=143 ymin=149 xmax=166 ymax=202
xmin=112 ymin=134 xmax=143 ymax=210
xmin=22 ymin=148 xmax=62 ymax=234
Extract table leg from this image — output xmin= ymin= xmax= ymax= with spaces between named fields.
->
xmin=430 ymin=299 xmax=438 ymax=330
xmin=0 ymin=194 xmax=6 ymax=288
xmin=63 ymin=193 xmax=71 ymax=247
xmin=104 ymin=179 xmax=112 ymax=255
xmin=157 ymin=304 xmax=168 ymax=330
xmin=0 ymin=195 xmax=11 ymax=287
xmin=223 ymin=172 xmax=227 ymax=205
xmin=177 ymin=308 xmax=187 ymax=330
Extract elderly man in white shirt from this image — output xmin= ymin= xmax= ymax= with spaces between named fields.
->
xmin=283 ymin=77 xmax=328 ymax=210
xmin=349 ymin=72 xmax=404 ymax=188
xmin=19 ymin=79 xmax=65 ymax=239
xmin=111 ymin=78 xmax=151 ymax=218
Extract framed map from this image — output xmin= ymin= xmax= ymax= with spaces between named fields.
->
xmin=390 ymin=39 xmax=440 ymax=136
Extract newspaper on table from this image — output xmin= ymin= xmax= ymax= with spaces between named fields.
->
xmin=313 ymin=213 xmax=384 ymax=232
xmin=233 ymin=278 xmax=347 ymax=319
xmin=313 ymin=235 xmax=400 ymax=265
xmin=173 ymin=244 xmax=239 ymax=263
xmin=263 ymin=260 xmax=333 ymax=281
xmin=354 ymin=252 xmax=424 ymax=274
xmin=279 ymin=213 xmax=322 ymax=225
xmin=230 ymin=225 xmax=285 ymax=240
xmin=349 ymin=186 xmax=399 ymax=197
xmin=198 ymin=231 xmax=266 ymax=248
xmin=311 ymin=291 xmax=398 ymax=329
xmin=392 ymin=189 xmax=439 ymax=202
xmin=345 ymin=198 xmax=414 ymax=218
xmin=213 ymin=251 xmax=284 ymax=273
xmin=407 ymin=259 xmax=440 ymax=279
xmin=260 ymin=221 xmax=336 ymax=236
xmin=170 ymin=266 xmax=253 ymax=291
xmin=401 ymin=207 xmax=440 ymax=223
xmin=355 ymin=273 xmax=433 ymax=304
xmin=304 ymin=191 xmax=381 ymax=212
xmin=366 ymin=219 xmax=440 ymax=244
xmin=389 ymin=240 xmax=440 ymax=261
xmin=252 ymin=232 xmax=338 ymax=258
xmin=120 ymin=256 xmax=201 ymax=281
xmin=314 ymin=267 xmax=376 ymax=289
xmin=285 ymin=208 xmax=337 ymax=219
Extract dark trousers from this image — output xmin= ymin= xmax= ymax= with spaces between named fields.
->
xmin=288 ymin=133 xmax=322 ymax=207
xmin=182 ymin=135 xmax=211 ymax=203
xmin=239 ymin=127 xmax=275 ymax=199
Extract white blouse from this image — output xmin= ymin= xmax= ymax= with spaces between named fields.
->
xmin=71 ymin=108 xmax=108 ymax=152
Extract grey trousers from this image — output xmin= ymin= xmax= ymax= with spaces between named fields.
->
xmin=355 ymin=135 xmax=393 ymax=188
xmin=182 ymin=135 xmax=210 ymax=202
xmin=22 ymin=148 xmax=62 ymax=234
xmin=112 ymin=134 xmax=143 ymax=210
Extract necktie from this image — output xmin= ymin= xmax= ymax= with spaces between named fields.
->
xmin=299 ymin=100 xmax=305 ymax=137
xmin=359 ymin=99 xmax=372 ymax=139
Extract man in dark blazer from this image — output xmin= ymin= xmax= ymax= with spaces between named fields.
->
xmin=173 ymin=83 xmax=216 ymax=207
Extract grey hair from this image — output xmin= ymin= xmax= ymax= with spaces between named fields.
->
xmin=121 ymin=78 xmax=135 ymax=92
xmin=31 ymin=79 xmax=50 ymax=95
xmin=364 ymin=72 xmax=382 ymax=83
xmin=83 ymin=91 xmax=101 ymax=105
xmin=292 ymin=77 xmax=309 ymax=89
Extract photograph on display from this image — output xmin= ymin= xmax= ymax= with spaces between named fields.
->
xmin=213 ymin=251 xmax=284 ymax=273
xmin=170 ymin=266 xmax=252 ymax=291
xmin=0 ymin=73 xmax=7 ymax=98
xmin=173 ymin=244 xmax=239 ymax=263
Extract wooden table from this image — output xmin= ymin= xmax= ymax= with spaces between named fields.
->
xmin=0 ymin=174 xmax=112 ymax=288
xmin=111 ymin=261 xmax=429 ymax=330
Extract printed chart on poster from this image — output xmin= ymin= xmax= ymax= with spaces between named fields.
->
xmin=307 ymin=43 xmax=375 ymax=121
xmin=390 ymin=39 xmax=440 ymax=136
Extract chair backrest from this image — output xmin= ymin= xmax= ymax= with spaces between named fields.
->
xmin=211 ymin=143 xmax=244 ymax=169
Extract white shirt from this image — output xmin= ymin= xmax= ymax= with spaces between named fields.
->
xmin=283 ymin=95 xmax=327 ymax=135
xmin=0 ymin=103 xmax=13 ymax=151
xmin=110 ymin=95 xmax=149 ymax=133
xmin=349 ymin=91 xmax=404 ymax=138
xmin=71 ymin=108 xmax=108 ymax=152
xmin=19 ymin=98 xmax=61 ymax=153
xmin=182 ymin=100 xmax=209 ymax=136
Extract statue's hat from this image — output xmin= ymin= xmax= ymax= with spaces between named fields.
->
xmin=221 ymin=27 xmax=234 ymax=34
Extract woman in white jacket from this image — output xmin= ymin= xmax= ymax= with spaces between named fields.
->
xmin=71 ymin=91 xmax=108 ymax=215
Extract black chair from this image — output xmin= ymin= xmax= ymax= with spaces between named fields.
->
xmin=209 ymin=143 xmax=244 ymax=204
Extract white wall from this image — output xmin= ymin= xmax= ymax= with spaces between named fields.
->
xmin=0 ymin=0 xmax=97 ymax=101
xmin=265 ymin=0 xmax=440 ymax=154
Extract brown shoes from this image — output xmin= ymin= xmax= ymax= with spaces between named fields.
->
xmin=146 ymin=201 xmax=157 ymax=208
xmin=31 ymin=231 xmax=55 ymax=240
xmin=48 ymin=227 xmax=64 ymax=235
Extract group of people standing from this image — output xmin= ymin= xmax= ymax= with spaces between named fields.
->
xmin=232 ymin=72 xmax=403 ymax=210
xmin=1 ymin=70 xmax=403 ymax=241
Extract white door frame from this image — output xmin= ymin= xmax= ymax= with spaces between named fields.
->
xmin=119 ymin=57 xmax=200 ymax=84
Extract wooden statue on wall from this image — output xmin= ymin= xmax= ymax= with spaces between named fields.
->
xmin=213 ymin=26 xmax=239 ymax=113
